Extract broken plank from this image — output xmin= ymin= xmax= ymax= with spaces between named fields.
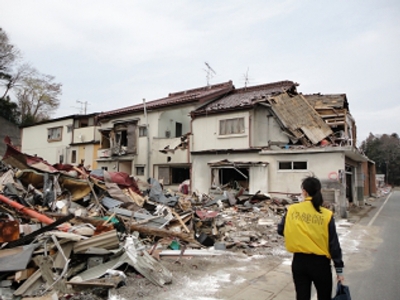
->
xmin=129 ymin=224 xmax=202 ymax=247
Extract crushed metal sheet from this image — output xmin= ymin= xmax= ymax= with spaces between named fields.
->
xmin=0 ymin=244 xmax=36 ymax=272
xmin=101 ymin=196 xmax=123 ymax=209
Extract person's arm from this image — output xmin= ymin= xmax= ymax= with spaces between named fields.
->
xmin=328 ymin=216 xmax=344 ymax=281
xmin=277 ymin=213 xmax=287 ymax=236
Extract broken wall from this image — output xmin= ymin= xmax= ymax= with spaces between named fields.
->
xmin=192 ymin=153 xmax=269 ymax=194
xmin=157 ymin=107 xmax=192 ymax=138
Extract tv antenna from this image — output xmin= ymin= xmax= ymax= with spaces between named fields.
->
xmin=243 ymin=67 xmax=251 ymax=88
xmin=73 ymin=100 xmax=89 ymax=114
xmin=204 ymin=62 xmax=216 ymax=86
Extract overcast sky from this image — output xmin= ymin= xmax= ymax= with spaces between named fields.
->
xmin=1 ymin=0 xmax=399 ymax=144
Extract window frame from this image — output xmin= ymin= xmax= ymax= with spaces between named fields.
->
xmin=47 ymin=126 xmax=63 ymax=142
xmin=218 ymin=117 xmax=246 ymax=137
xmin=136 ymin=166 xmax=145 ymax=176
xmin=278 ymin=161 xmax=308 ymax=171
xmin=139 ymin=126 xmax=148 ymax=137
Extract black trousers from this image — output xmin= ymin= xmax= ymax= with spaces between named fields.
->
xmin=292 ymin=253 xmax=332 ymax=300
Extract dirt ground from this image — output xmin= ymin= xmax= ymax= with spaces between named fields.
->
xmin=111 ymin=248 xmax=289 ymax=300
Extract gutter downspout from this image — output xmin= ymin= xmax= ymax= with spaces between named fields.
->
xmin=143 ymin=99 xmax=151 ymax=179
xmin=189 ymin=113 xmax=195 ymax=194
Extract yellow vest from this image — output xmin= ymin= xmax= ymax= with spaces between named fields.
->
xmin=283 ymin=197 xmax=332 ymax=258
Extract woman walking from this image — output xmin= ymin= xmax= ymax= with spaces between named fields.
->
xmin=277 ymin=176 xmax=344 ymax=300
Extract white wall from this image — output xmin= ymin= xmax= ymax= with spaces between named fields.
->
xmin=22 ymin=118 xmax=73 ymax=164
xmin=265 ymin=151 xmax=344 ymax=194
xmin=252 ymin=107 xmax=289 ymax=147
xmin=73 ymin=126 xmax=100 ymax=144
xmin=192 ymin=111 xmax=250 ymax=152
xmin=192 ymin=150 xmax=345 ymax=195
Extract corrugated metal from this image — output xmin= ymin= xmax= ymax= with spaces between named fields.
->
xmin=73 ymin=230 xmax=120 ymax=254
xmin=267 ymin=93 xmax=333 ymax=144
xmin=102 ymin=197 xmax=123 ymax=209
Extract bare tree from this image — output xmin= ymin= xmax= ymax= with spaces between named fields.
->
xmin=16 ymin=69 xmax=62 ymax=125
xmin=0 ymin=28 xmax=20 ymax=85
xmin=2 ymin=63 xmax=35 ymax=98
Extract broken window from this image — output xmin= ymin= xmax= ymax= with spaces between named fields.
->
xmin=100 ymin=130 xmax=111 ymax=149
xmin=278 ymin=161 xmax=307 ymax=170
xmin=171 ymin=167 xmax=190 ymax=184
xmin=212 ymin=167 xmax=249 ymax=189
xmin=158 ymin=166 xmax=190 ymax=185
xmin=219 ymin=117 xmax=245 ymax=135
xmin=159 ymin=167 xmax=170 ymax=185
xmin=108 ymin=123 xmax=138 ymax=155
xmin=47 ymin=127 xmax=62 ymax=141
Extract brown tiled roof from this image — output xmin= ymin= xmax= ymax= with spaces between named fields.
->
xmin=192 ymin=80 xmax=298 ymax=116
xmin=97 ymin=81 xmax=234 ymax=120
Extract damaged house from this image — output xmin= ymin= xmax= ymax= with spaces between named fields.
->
xmin=190 ymin=80 xmax=375 ymax=217
xmin=20 ymin=114 xmax=101 ymax=169
xmin=95 ymin=81 xmax=234 ymax=188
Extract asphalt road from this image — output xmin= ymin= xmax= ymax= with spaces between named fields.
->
xmin=344 ymin=190 xmax=400 ymax=300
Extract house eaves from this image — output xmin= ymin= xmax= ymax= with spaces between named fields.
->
xmin=97 ymin=81 xmax=234 ymax=121
xmin=208 ymin=159 xmax=268 ymax=167
xmin=191 ymin=148 xmax=262 ymax=155
xmin=192 ymin=80 xmax=298 ymax=117
xmin=259 ymin=146 xmax=369 ymax=162
xmin=266 ymin=93 xmax=333 ymax=145
xmin=19 ymin=113 xmax=100 ymax=128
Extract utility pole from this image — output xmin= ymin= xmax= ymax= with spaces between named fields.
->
xmin=143 ymin=98 xmax=151 ymax=179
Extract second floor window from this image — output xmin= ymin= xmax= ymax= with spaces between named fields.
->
xmin=219 ymin=117 xmax=245 ymax=135
xmin=48 ymin=127 xmax=62 ymax=141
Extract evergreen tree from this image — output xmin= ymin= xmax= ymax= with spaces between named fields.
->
xmin=361 ymin=133 xmax=400 ymax=185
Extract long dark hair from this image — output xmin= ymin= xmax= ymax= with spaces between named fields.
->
xmin=301 ymin=176 xmax=323 ymax=213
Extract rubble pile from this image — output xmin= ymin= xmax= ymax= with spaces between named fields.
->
xmin=0 ymin=140 xmax=294 ymax=300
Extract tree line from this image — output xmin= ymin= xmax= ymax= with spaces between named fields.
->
xmin=0 ymin=27 xmax=61 ymax=126
xmin=361 ymin=133 xmax=400 ymax=186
